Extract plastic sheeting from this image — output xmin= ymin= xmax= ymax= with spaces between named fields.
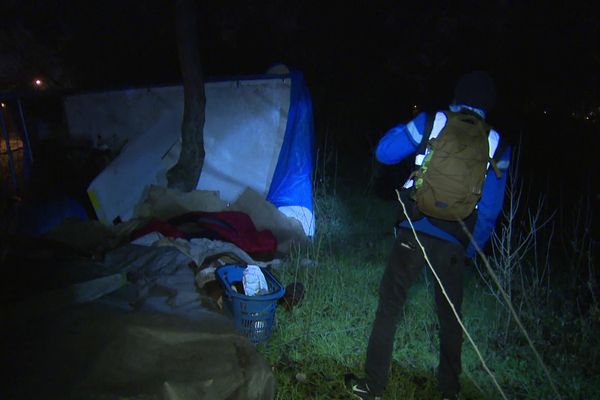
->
xmin=266 ymin=71 xmax=315 ymax=236
xmin=64 ymin=72 xmax=315 ymax=236
xmin=4 ymin=303 xmax=276 ymax=400
xmin=2 ymin=244 xmax=276 ymax=399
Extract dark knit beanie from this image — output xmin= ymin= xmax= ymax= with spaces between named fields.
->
xmin=454 ymin=71 xmax=497 ymax=112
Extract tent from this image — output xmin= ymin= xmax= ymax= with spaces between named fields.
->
xmin=63 ymin=69 xmax=315 ymax=237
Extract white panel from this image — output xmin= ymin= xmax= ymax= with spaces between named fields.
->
xmin=64 ymin=86 xmax=184 ymax=149
xmin=195 ymin=79 xmax=290 ymax=201
xmin=71 ymin=78 xmax=291 ymax=224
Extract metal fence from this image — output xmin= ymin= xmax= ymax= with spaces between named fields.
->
xmin=0 ymin=97 xmax=33 ymax=199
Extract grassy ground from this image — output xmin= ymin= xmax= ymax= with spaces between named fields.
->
xmin=256 ymin=189 xmax=600 ymax=399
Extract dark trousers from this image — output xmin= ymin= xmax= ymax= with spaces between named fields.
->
xmin=365 ymin=229 xmax=465 ymax=396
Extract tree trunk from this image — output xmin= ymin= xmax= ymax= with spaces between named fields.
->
xmin=167 ymin=0 xmax=206 ymax=191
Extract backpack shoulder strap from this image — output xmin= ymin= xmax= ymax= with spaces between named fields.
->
xmin=416 ymin=111 xmax=436 ymax=154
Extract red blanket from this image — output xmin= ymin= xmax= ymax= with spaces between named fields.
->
xmin=131 ymin=211 xmax=277 ymax=256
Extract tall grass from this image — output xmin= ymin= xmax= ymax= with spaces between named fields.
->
xmin=256 ymin=150 xmax=599 ymax=399
xmin=474 ymin=147 xmax=599 ymax=398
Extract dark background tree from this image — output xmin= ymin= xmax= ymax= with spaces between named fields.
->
xmin=166 ymin=0 xmax=206 ymax=192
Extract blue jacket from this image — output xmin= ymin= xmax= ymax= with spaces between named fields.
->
xmin=375 ymin=108 xmax=511 ymax=258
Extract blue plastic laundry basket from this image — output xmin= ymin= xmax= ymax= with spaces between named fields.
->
xmin=215 ymin=264 xmax=285 ymax=344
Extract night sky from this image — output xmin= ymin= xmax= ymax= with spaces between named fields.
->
xmin=4 ymin=2 xmax=599 ymax=104
xmin=2 ymin=0 xmax=600 ymax=191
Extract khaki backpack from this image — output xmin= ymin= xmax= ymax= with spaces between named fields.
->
xmin=413 ymin=111 xmax=500 ymax=221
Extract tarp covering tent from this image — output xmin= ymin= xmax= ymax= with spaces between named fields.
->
xmin=2 ymin=242 xmax=277 ymax=399
xmin=63 ymin=70 xmax=315 ymax=236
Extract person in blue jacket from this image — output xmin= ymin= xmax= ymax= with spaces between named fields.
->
xmin=346 ymin=71 xmax=511 ymax=400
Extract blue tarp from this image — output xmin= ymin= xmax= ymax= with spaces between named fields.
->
xmin=267 ymin=71 xmax=315 ymax=228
